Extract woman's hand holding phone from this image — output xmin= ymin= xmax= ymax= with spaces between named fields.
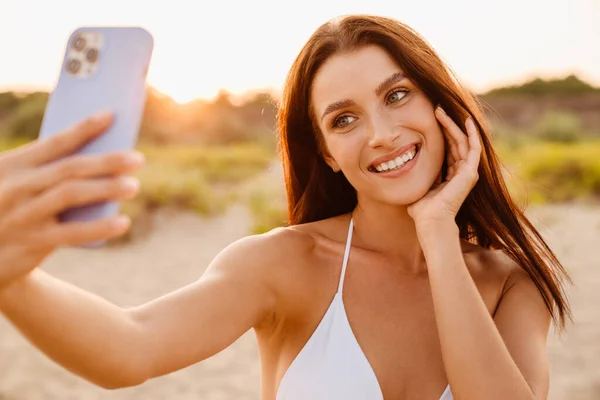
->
xmin=0 ymin=111 xmax=145 ymax=290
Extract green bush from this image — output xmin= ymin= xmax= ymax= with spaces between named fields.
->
xmin=132 ymin=163 xmax=217 ymax=214
xmin=0 ymin=92 xmax=19 ymax=115
xmin=116 ymin=143 xmax=275 ymax=236
xmin=498 ymin=140 xmax=600 ymax=203
xmin=534 ymin=111 xmax=582 ymax=143
xmin=484 ymin=74 xmax=599 ymax=97
xmin=247 ymin=188 xmax=287 ymax=234
xmin=5 ymin=92 xmax=49 ymax=141
xmin=526 ymin=155 xmax=600 ymax=202
xmin=138 ymin=143 xmax=274 ymax=184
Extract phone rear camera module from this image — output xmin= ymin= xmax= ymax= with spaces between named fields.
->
xmin=66 ymin=59 xmax=82 ymax=74
xmin=86 ymin=48 xmax=99 ymax=63
xmin=72 ymin=36 xmax=86 ymax=52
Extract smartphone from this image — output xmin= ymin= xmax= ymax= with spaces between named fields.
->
xmin=39 ymin=27 xmax=154 ymax=247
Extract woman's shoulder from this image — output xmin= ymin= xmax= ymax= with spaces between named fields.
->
xmin=220 ymin=217 xmax=345 ymax=320
xmin=460 ymin=240 xmax=533 ymax=309
xmin=220 ymin=215 xmax=345 ymax=277
xmin=461 ymin=241 xmax=526 ymax=280
xmin=242 ymin=214 xmax=348 ymax=254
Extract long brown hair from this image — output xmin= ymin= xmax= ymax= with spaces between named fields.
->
xmin=277 ymin=15 xmax=571 ymax=329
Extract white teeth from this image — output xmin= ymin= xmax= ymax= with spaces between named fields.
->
xmin=372 ymin=146 xmax=418 ymax=172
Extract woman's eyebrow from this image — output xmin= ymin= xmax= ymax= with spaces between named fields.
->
xmin=375 ymin=72 xmax=407 ymax=97
xmin=320 ymin=72 xmax=407 ymax=122
xmin=320 ymin=99 xmax=355 ymax=122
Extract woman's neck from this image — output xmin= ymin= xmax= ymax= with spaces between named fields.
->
xmin=350 ymin=199 xmax=427 ymax=275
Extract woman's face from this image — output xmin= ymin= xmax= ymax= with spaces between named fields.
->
xmin=311 ymin=45 xmax=446 ymax=207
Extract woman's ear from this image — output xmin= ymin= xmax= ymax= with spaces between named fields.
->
xmin=318 ymin=142 xmax=340 ymax=172
xmin=323 ymin=154 xmax=341 ymax=173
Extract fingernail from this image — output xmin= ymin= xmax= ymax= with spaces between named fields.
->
xmin=91 ymin=110 xmax=112 ymax=123
xmin=125 ymin=152 xmax=146 ymax=166
xmin=120 ymin=177 xmax=140 ymax=192
xmin=437 ymin=106 xmax=446 ymax=115
xmin=111 ymin=215 xmax=131 ymax=230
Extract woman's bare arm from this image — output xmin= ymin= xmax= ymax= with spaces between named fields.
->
xmin=0 ymin=232 xmax=279 ymax=389
xmin=420 ymin=223 xmax=549 ymax=400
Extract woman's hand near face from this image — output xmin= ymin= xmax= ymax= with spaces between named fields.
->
xmin=407 ymin=107 xmax=482 ymax=230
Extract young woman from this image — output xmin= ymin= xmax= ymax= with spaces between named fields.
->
xmin=0 ymin=15 xmax=570 ymax=400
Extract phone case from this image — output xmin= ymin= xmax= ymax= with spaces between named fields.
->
xmin=39 ymin=27 xmax=154 ymax=247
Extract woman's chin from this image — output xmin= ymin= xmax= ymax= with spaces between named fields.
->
xmin=357 ymin=172 xmax=439 ymax=207
xmin=382 ymin=181 xmax=434 ymax=206
xmin=371 ymin=189 xmax=429 ymax=208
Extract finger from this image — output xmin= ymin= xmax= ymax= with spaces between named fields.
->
xmin=444 ymin=135 xmax=457 ymax=166
xmin=442 ymin=161 xmax=474 ymax=203
xmin=0 ymin=151 xmax=144 ymax=212
xmin=15 ymin=176 xmax=140 ymax=222
xmin=18 ymin=111 xmax=114 ymax=167
xmin=41 ymin=214 xmax=132 ymax=247
xmin=441 ymin=128 xmax=459 ymax=166
xmin=437 ymin=109 xmax=460 ymax=162
xmin=446 ymin=152 xmax=455 ymax=169
xmin=445 ymin=163 xmax=457 ymax=181
xmin=22 ymin=151 xmax=145 ymax=197
xmin=436 ymin=107 xmax=468 ymax=160
xmin=441 ymin=129 xmax=462 ymax=169
xmin=465 ymin=117 xmax=482 ymax=171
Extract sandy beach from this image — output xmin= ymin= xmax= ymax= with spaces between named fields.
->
xmin=0 ymin=197 xmax=598 ymax=399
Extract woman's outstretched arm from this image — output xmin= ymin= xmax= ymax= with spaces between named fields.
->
xmin=0 ymin=232 xmax=279 ymax=389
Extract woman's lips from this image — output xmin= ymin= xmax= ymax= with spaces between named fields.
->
xmin=369 ymin=144 xmax=421 ymax=178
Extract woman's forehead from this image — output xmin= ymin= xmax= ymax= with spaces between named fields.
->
xmin=311 ymin=46 xmax=407 ymax=112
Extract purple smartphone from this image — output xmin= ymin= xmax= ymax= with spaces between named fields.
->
xmin=39 ymin=27 xmax=154 ymax=247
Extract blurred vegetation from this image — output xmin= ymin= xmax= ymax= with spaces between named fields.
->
xmin=482 ymin=74 xmax=600 ymax=97
xmin=496 ymin=139 xmax=600 ymax=203
xmin=481 ymin=75 xmax=600 ymax=141
xmin=534 ymin=110 xmax=582 ymax=143
xmin=246 ymin=184 xmax=288 ymax=235
xmin=0 ymin=88 xmax=278 ymax=146
xmin=0 ymin=92 xmax=49 ymax=141
xmin=0 ymin=74 xmax=599 ymax=240
xmin=139 ymin=89 xmax=279 ymax=147
xmin=137 ymin=142 xmax=274 ymax=184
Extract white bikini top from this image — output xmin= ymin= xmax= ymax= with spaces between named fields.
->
xmin=276 ymin=217 xmax=454 ymax=400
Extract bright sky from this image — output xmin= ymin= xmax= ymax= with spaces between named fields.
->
xmin=1 ymin=0 xmax=598 ymax=103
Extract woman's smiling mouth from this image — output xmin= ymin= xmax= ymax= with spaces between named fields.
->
xmin=368 ymin=143 xmax=421 ymax=175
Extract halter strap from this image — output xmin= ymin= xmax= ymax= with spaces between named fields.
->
xmin=337 ymin=217 xmax=354 ymax=295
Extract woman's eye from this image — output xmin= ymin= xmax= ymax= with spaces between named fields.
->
xmin=332 ymin=115 xmax=356 ymax=129
xmin=386 ymin=89 xmax=409 ymax=104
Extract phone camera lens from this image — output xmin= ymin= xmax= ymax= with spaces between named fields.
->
xmin=72 ymin=36 xmax=86 ymax=52
xmin=66 ymin=59 xmax=81 ymax=74
xmin=86 ymin=48 xmax=99 ymax=63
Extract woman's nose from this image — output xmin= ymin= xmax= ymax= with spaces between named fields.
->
xmin=367 ymin=114 xmax=400 ymax=148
